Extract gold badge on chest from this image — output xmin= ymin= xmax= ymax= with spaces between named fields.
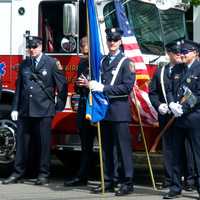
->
xmin=42 ymin=70 xmax=47 ymax=76
xmin=186 ymin=78 xmax=191 ymax=83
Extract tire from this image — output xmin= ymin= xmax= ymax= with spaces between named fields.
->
xmin=0 ymin=104 xmax=17 ymax=171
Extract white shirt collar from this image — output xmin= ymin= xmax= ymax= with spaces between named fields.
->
xmin=187 ymin=59 xmax=195 ymax=69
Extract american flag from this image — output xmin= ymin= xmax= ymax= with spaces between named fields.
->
xmin=114 ymin=0 xmax=157 ymax=125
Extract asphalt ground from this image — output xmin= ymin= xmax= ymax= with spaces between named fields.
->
xmin=0 ymin=152 xmax=199 ymax=200
xmin=0 ymin=178 xmax=198 ymax=200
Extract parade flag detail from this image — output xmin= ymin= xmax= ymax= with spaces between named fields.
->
xmin=85 ymin=0 xmax=109 ymax=123
xmin=114 ymin=0 xmax=158 ymax=125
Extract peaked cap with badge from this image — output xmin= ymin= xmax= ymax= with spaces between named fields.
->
xmin=26 ymin=36 xmax=43 ymax=48
xmin=165 ymin=40 xmax=182 ymax=53
xmin=105 ymin=27 xmax=123 ymax=41
xmin=181 ymin=39 xmax=199 ymax=52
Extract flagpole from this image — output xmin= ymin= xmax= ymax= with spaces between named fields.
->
xmin=132 ymin=88 xmax=156 ymax=190
xmin=86 ymin=0 xmax=105 ymax=194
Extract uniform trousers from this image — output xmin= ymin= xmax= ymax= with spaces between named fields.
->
xmin=14 ymin=117 xmax=52 ymax=178
xmin=101 ymin=121 xmax=133 ymax=184
xmin=160 ymin=115 xmax=194 ymax=186
xmin=170 ymin=126 xmax=200 ymax=193
xmin=78 ymin=119 xmax=96 ymax=179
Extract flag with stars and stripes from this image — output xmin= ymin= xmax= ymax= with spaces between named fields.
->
xmin=114 ymin=0 xmax=158 ymax=125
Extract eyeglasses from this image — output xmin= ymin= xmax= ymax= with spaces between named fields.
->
xmin=107 ymin=37 xmax=120 ymax=42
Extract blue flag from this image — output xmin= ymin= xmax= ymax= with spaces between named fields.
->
xmin=87 ymin=0 xmax=102 ymax=81
xmin=85 ymin=0 xmax=109 ymax=123
xmin=0 ymin=63 xmax=6 ymax=76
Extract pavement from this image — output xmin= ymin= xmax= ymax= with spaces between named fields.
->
xmin=0 ymin=153 xmax=198 ymax=200
xmin=0 ymin=178 xmax=199 ymax=200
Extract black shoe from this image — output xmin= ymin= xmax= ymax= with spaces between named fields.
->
xmin=163 ymin=191 xmax=181 ymax=199
xmin=115 ymin=184 xmax=134 ymax=196
xmin=34 ymin=177 xmax=49 ymax=185
xmin=2 ymin=175 xmax=23 ymax=185
xmin=64 ymin=177 xmax=87 ymax=187
xmin=91 ymin=183 xmax=115 ymax=194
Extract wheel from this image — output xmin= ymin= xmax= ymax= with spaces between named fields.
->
xmin=0 ymin=119 xmax=17 ymax=164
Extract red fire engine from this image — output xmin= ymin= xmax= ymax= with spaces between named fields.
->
xmin=0 ymin=0 xmax=188 ymax=166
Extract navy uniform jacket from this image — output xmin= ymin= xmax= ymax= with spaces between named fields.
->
xmin=12 ymin=54 xmax=67 ymax=117
xmin=149 ymin=64 xmax=172 ymax=126
xmin=149 ymin=64 xmax=171 ymax=111
xmin=75 ymin=57 xmax=89 ymax=129
xmin=101 ymin=52 xmax=135 ymax=122
xmin=167 ymin=60 xmax=200 ymax=127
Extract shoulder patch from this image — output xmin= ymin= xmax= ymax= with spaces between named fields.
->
xmin=129 ymin=61 xmax=135 ymax=73
xmin=56 ymin=60 xmax=63 ymax=70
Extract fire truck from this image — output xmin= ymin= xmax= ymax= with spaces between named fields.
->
xmin=0 ymin=0 xmax=188 ymax=166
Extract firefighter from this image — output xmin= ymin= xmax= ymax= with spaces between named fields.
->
xmin=2 ymin=36 xmax=67 ymax=185
xmin=149 ymin=41 xmax=194 ymax=191
xmin=63 ymin=36 xmax=97 ymax=187
xmin=89 ymin=28 xmax=135 ymax=196
xmin=163 ymin=40 xmax=200 ymax=199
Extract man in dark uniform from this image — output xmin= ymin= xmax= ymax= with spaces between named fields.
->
xmin=164 ymin=40 xmax=200 ymax=199
xmin=64 ymin=36 xmax=96 ymax=186
xmin=89 ymin=28 xmax=135 ymax=196
xmin=149 ymin=41 xmax=181 ymax=188
xmin=2 ymin=36 xmax=67 ymax=185
xmin=149 ymin=41 xmax=194 ymax=190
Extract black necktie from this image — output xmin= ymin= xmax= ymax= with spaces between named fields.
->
xmin=32 ymin=58 xmax=37 ymax=67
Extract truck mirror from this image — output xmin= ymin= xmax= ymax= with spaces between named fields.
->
xmin=61 ymin=36 xmax=76 ymax=53
xmin=63 ymin=4 xmax=78 ymax=36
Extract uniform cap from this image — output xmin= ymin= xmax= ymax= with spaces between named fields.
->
xmin=165 ymin=40 xmax=182 ymax=53
xmin=105 ymin=28 xmax=123 ymax=41
xmin=181 ymin=39 xmax=198 ymax=51
xmin=26 ymin=36 xmax=43 ymax=48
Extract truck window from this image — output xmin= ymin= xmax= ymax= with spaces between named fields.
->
xmin=103 ymin=0 xmax=186 ymax=55
xmin=38 ymin=1 xmax=86 ymax=54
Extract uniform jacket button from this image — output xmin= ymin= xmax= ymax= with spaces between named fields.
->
xmin=29 ymin=94 xmax=32 ymax=98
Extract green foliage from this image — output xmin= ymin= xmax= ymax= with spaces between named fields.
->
xmin=182 ymin=0 xmax=200 ymax=6
xmin=190 ymin=0 xmax=200 ymax=6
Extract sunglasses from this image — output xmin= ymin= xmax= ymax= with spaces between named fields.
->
xmin=107 ymin=37 xmax=120 ymax=42
xmin=27 ymin=45 xmax=39 ymax=49
xmin=181 ymin=49 xmax=194 ymax=55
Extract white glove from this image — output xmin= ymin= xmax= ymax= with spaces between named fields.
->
xmin=169 ymin=102 xmax=183 ymax=117
xmin=11 ymin=110 xmax=19 ymax=121
xmin=89 ymin=80 xmax=104 ymax=92
xmin=158 ymin=103 xmax=169 ymax=115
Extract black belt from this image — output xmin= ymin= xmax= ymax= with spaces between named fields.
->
xmin=108 ymin=95 xmax=128 ymax=99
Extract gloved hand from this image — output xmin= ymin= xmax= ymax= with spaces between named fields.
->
xmin=89 ymin=80 xmax=104 ymax=92
xmin=158 ymin=103 xmax=169 ymax=115
xmin=169 ymin=102 xmax=183 ymax=117
xmin=11 ymin=110 xmax=19 ymax=121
